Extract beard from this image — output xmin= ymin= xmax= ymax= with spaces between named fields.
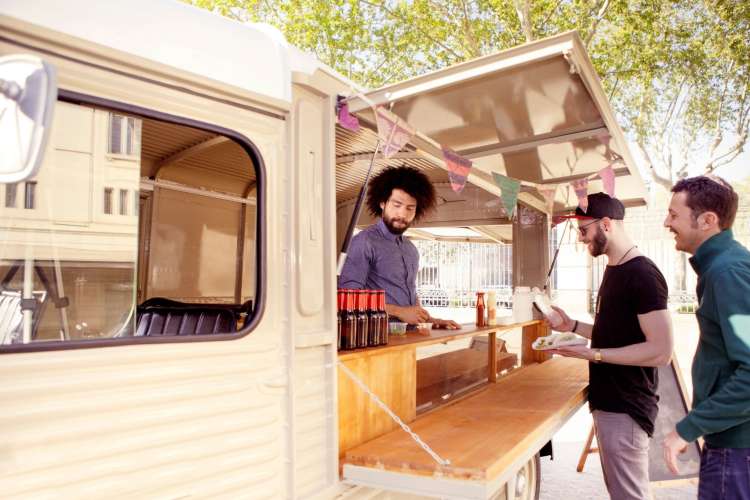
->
xmin=588 ymin=225 xmax=608 ymax=257
xmin=382 ymin=213 xmax=412 ymax=235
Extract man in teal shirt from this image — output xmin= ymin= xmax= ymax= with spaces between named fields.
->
xmin=662 ymin=175 xmax=750 ymax=500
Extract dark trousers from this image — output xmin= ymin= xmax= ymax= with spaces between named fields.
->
xmin=698 ymin=445 xmax=750 ymax=500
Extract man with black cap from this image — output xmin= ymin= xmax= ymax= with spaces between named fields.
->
xmin=551 ymin=192 xmax=673 ymax=500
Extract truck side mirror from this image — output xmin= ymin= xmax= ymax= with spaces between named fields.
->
xmin=0 ymin=54 xmax=57 ymax=183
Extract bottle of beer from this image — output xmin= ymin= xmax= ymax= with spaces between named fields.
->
xmin=367 ymin=290 xmax=379 ymax=347
xmin=340 ymin=289 xmax=357 ymax=350
xmin=378 ymin=290 xmax=388 ymax=345
xmin=355 ymin=290 xmax=369 ymax=348
xmin=337 ymin=289 xmax=343 ymax=350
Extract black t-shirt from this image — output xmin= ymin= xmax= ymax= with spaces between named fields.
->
xmin=588 ymin=256 xmax=668 ymax=436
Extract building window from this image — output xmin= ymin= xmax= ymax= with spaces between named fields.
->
xmin=108 ymin=113 xmax=142 ymax=156
xmin=5 ymin=183 xmax=17 ymax=208
xmin=134 ymin=192 xmax=140 ymax=217
xmin=24 ymin=182 xmax=36 ymax=209
xmin=119 ymin=189 xmax=128 ymax=215
xmin=104 ymin=187 xmax=113 ymax=214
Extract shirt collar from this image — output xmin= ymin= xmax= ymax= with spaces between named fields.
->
xmin=689 ymin=229 xmax=734 ymax=275
xmin=377 ymin=218 xmax=402 ymax=242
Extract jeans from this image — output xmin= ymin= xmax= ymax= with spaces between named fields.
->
xmin=698 ymin=445 xmax=750 ymax=500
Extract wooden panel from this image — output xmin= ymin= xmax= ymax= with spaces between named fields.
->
xmin=338 ymin=349 xmax=416 ymax=457
xmin=344 ymin=357 xmax=588 ymax=481
xmin=416 ymin=349 xmax=517 ymax=408
xmin=338 ymin=321 xmax=541 ymax=361
xmin=522 ymin=321 xmax=553 ymax=365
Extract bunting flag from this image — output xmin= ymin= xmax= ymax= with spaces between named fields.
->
xmin=375 ymin=107 xmax=415 ymax=158
xmin=572 ymin=178 xmax=589 ymax=213
xmin=442 ymin=147 xmax=472 ymax=193
xmin=538 ymin=185 xmax=558 ymax=214
xmin=598 ymin=165 xmax=616 ymax=197
xmin=336 ymin=101 xmax=360 ymax=132
xmin=492 ymin=172 xmax=521 ymax=218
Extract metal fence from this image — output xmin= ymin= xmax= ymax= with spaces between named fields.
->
xmin=414 ymin=240 xmax=513 ymax=308
xmin=414 ymin=221 xmax=750 ymax=312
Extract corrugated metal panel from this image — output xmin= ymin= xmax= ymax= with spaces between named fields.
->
xmin=0 ymin=341 xmax=284 ymax=499
xmin=141 ymin=118 xmax=257 ymax=184
xmin=293 ymin=346 xmax=335 ymax=499
xmin=335 ymin=123 xmax=448 ymax=205
xmin=142 ymin=117 xmax=214 ymax=162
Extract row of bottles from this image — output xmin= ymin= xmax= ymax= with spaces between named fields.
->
xmin=337 ymin=289 xmax=388 ymax=350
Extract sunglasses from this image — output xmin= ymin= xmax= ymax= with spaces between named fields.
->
xmin=577 ymin=218 xmax=601 ymax=236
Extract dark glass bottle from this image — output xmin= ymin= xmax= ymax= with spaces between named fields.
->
xmin=355 ymin=290 xmax=369 ymax=348
xmin=367 ymin=290 xmax=380 ymax=346
xmin=378 ymin=290 xmax=388 ymax=345
xmin=336 ymin=289 xmax=344 ymax=350
xmin=340 ymin=290 xmax=357 ymax=350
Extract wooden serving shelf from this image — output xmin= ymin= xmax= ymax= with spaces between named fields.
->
xmin=337 ymin=320 xmax=553 ymax=458
xmin=343 ymin=357 xmax=588 ymax=483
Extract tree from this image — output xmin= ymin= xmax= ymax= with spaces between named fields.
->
xmin=186 ymin=0 xmax=750 ymax=185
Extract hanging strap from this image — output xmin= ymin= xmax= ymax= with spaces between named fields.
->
xmin=337 ymin=360 xmax=451 ymax=467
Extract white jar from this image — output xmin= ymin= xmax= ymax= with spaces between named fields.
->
xmin=512 ymin=286 xmax=533 ymax=323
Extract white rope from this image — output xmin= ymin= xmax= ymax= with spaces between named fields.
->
xmin=337 ymin=359 xmax=451 ymax=467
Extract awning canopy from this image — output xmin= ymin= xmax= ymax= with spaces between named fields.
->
xmin=342 ymin=31 xmax=646 ymax=214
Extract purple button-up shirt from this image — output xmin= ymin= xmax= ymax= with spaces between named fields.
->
xmin=338 ymin=219 xmax=419 ymax=306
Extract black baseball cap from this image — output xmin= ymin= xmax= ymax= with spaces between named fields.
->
xmin=555 ymin=192 xmax=625 ymax=223
xmin=575 ymin=192 xmax=625 ymax=219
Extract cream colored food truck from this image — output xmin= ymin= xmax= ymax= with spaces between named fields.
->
xmin=0 ymin=1 xmax=647 ymax=498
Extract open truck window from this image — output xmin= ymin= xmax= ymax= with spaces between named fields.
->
xmin=0 ymin=100 xmax=261 ymax=349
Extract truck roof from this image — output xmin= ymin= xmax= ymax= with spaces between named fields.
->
xmin=2 ymin=0 xmax=303 ymax=103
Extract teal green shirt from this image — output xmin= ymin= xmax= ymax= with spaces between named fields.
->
xmin=676 ymin=230 xmax=750 ymax=447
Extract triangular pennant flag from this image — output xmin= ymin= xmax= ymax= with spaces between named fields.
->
xmin=337 ymin=101 xmax=360 ymax=132
xmin=538 ymin=185 xmax=558 ymax=214
xmin=598 ymin=165 xmax=616 ymax=197
xmin=571 ymin=178 xmax=589 ymax=212
xmin=442 ymin=147 xmax=472 ymax=193
xmin=492 ymin=173 xmax=521 ymax=218
xmin=375 ymin=107 xmax=415 ymax=158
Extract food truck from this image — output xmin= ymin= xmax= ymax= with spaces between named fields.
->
xmin=0 ymin=1 xmax=647 ymax=498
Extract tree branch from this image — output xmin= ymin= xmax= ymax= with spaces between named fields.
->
xmin=584 ymin=0 xmax=611 ymax=48
xmin=638 ymin=143 xmax=673 ymax=190
xmin=513 ymin=0 xmax=534 ymax=42
xmin=709 ymin=61 xmax=735 ymax=157
xmin=358 ymin=0 xmax=464 ymax=61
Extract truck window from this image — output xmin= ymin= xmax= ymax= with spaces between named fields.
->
xmin=0 ymin=100 xmax=262 ymax=348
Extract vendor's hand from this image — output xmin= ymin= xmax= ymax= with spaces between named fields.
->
xmin=431 ymin=318 xmax=461 ymax=330
xmin=662 ymin=429 xmax=689 ymax=475
xmin=396 ymin=305 xmax=431 ymax=324
xmin=550 ymin=305 xmax=576 ymax=332
xmin=549 ymin=344 xmax=592 ymax=360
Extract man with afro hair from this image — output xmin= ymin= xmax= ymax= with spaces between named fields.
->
xmin=339 ymin=166 xmax=459 ymax=329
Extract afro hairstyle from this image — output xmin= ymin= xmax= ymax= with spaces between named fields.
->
xmin=366 ymin=165 xmax=437 ymax=221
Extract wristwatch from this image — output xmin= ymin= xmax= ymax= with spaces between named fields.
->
xmin=593 ymin=349 xmax=603 ymax=363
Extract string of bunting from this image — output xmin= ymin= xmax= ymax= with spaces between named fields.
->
xmin=335 ymin=94 xmax=618 ymax=217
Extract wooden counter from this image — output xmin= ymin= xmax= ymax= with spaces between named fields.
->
xmin=338 ymin=320 xmax=552 ymax=457
xmin=342 ymin=357 xmax=588 ymax=495
xmin=337 ymin=321 xmax=542 ymax=361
